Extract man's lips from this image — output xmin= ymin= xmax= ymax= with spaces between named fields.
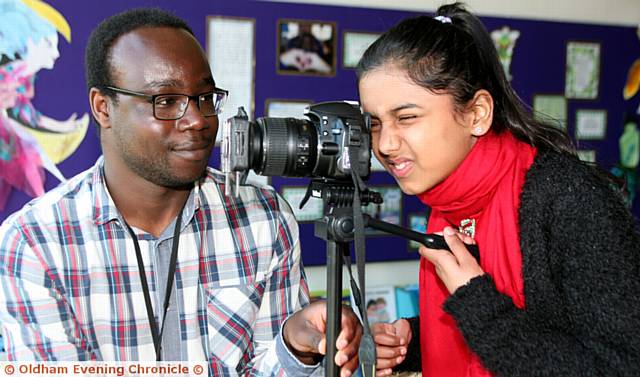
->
xmin=172 ymin=140 xmax=213 ymax=160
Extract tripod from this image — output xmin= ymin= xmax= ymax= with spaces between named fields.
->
xmin=307 ymin=179 xmax=479 ymax=376
xmin=310 ymin=179 xmax=380 ymax=377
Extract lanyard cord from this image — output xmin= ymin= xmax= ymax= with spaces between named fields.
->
xmin=124 ymin=203 xmax=185 ymax=361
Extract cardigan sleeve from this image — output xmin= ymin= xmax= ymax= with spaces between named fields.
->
xmin=443 ymin=156 xmax=640 ymax=377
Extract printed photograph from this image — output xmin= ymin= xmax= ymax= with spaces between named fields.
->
xmin=565 ymin=41 xmax=600 ymax=99
xmin=342 ymin=31 xmax=380 ymax=68
xmin=277 ymin=19 xmax=336 ymax=76
xmin=575 ymin=109 xmax=607 ymax=140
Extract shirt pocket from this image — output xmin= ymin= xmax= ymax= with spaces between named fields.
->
xmin=204 ymin=279 xmax=266 ymax=371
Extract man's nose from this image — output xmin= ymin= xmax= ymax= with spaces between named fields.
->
xmin=177 ymin=98 xmax=208 ymax=131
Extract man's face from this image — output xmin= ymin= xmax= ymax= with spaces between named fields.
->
xmin=103 ymin=27 xmax=218 ymax=188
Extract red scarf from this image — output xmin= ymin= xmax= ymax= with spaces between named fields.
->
xmin=417 ymin=130 xmax=536 ymax=376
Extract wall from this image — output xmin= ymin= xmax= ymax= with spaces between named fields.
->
xmin=262 ymin=0 xmax=640 ymax=26
xmin=1 ymin=0 xmax=639 ymax=293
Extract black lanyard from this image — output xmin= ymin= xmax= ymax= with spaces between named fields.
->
xmin=124 ymin=203 xmax=185 ymax=361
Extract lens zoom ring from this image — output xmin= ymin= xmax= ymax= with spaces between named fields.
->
xmin=262 ymin=118 xmax=289 ymax=175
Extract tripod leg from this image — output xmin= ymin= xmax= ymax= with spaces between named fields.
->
xmin=325 ymin=241 xmax=348 ymax=377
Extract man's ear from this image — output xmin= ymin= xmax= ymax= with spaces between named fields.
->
xmin=89 ymin=87 xmax=113 ymax=130
xmin=466 ymin=89 xmax=494 ymax=136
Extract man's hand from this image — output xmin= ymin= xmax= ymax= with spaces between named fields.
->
xmin=372 ymin=319 xmax=411 ymax=376
xmin=283 ymin=300 xmax=363 ymax=377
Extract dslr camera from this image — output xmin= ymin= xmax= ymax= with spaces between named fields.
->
xmin=220 ymin=101 xmax=371 ymax=194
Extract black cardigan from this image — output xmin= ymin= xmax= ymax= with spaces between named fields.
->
xmin=397 ymin=150 xmax=640 ymax=376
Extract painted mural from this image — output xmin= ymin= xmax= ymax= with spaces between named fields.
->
xmin=623 ymin=25 xmax=640 ymax=115
xmin=0 ymin=0 xmax=88 ymax=210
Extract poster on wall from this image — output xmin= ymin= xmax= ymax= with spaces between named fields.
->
xmin=622 ymin=57 xmax=640 ymax=115
xmin=364 ymin=285 xmax=397 ymax=325
xmin=532 ymin=94 xmax=567 ymax=130
xmin=208 ymin=16 xmax=255 ymax=142
xmin=623 ymin=58 xmax=640 ymax=100
xmin=362 ymin=186 xmax=403 ymax=235
xmin=407 ymin=214 xmax=428 ymax=250
xmin=277 ymin=19 xmax=337 ymax=76
xmin=565 ymin=41 xmax=600 ymax=100
xmin=0 ymin=0 xmax=88 ymax=210
xmin=265 ymin=99 xmax=312 ymax=118
xmin=577 ymin=150 xmax=597 ymax=163
xmin=342 ymin=31 xmax=380 ymax=69
xmin=371 ymin=155 xmax=386 ymax=172
xmin=281 ymin=186 xmax=323 ymax=222
xmin=575 ymin=109 xmax=607 ymax=140
xmin=490 ymin=26 xmax=520 ymax=81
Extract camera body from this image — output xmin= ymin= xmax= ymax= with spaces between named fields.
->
xmin=221 ymin=101 xmax=371 ymax=186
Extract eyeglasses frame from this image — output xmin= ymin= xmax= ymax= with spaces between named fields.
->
xmin=103 ymin=85 xmax=228 ymax=120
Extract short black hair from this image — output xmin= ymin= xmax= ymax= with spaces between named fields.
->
xmin=84 ymin=8 xmax=194 ymax=133
xmin=84 ymin=7 xmax=193 ymax=94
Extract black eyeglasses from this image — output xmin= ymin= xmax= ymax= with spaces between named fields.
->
xmin=105 ymin=86 xmax=228 ymax=120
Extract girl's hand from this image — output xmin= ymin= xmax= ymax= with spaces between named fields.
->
xmin=372 ymin=319 xmax=411 ymax=376
xmin=419 ymin=226 xmax=484 ymax=293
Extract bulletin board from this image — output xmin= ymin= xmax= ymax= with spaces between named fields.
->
xmin=2 ymin=0 xmax=639 ymax=267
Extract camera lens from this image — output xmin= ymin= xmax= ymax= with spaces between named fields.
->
xmin=254 ymin=117 xmax=318 ymax=177
xmin=221 ymin=101 xmax=370 ymax=185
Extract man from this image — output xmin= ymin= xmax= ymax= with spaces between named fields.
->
xmin=0 ymin=8 xmax=360 ymax=376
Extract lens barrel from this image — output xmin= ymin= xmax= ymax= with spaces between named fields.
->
xmin=254 ymin=117 xmax=318 ymax=177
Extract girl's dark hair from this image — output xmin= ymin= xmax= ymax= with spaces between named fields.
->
xmin=356 ymin=2 xmax=576 ymax=156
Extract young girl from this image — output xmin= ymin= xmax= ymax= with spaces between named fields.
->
xmin=356 ymin=3 xmax=640 ymax=376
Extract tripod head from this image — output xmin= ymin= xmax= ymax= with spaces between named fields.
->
xmin=301 ymin=179 xmax=382 ymax=243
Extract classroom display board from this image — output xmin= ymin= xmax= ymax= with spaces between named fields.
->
xmin=1 ymin=0 xmax=639 ymax=266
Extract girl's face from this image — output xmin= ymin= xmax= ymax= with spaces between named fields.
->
xmin=359 ymin=65 xmax=478 ymax=195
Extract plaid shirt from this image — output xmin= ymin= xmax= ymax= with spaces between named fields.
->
xmin=0 ymin=157 xmax=312 ymax=376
